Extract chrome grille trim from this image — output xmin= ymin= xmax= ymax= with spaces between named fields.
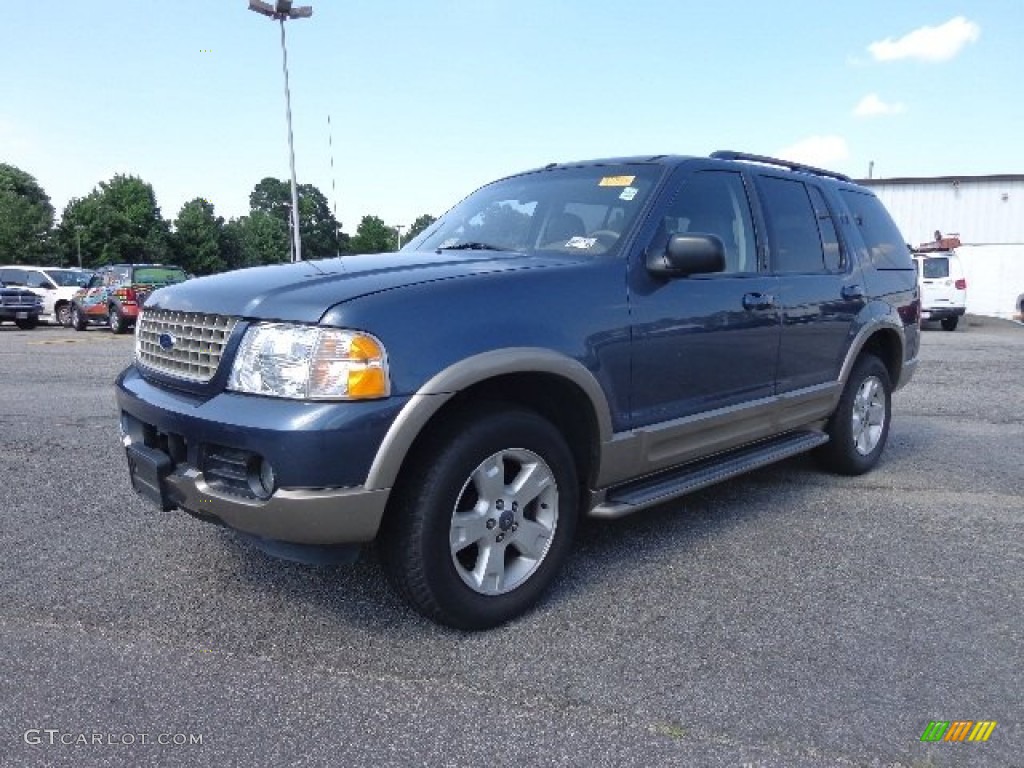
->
xmin=136 ymin=310 xmax=240 ymax=383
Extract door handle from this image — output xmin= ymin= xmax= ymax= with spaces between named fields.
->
xmin=841 ymin=284 xmax=864 ymax=300
xmin=742 ymin=292 xmax=776 ymax=311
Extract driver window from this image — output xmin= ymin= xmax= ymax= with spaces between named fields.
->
xmin=656 ymin=171 xmax=757 ymax=274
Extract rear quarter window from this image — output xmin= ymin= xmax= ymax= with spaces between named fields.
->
xmin=838 ymin=190 xmax=911 ymax=270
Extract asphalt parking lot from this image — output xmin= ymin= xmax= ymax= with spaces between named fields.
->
xmin=1 ymin=317 xmax=1021 ymax=768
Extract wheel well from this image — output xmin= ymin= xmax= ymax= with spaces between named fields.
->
xmin=401 ymin=373 xmax=600 ymax=492
xmin=857 ymin=328 xmax=902 ymax=384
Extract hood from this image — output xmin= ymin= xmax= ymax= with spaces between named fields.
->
xmin=143 ymin=250 xmax=580 ymax=323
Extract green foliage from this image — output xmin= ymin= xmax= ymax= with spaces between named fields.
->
xmin=56 ymin=175 xmax=171 ymax=268
xmin=173 ymin=198 xmax=225 ymax=275
xmin=405 ymin=214 xmax=437 ymax=244
xmin=248 ymin=177 xmax=344 ymax=259
xmin=234 ymin=211 xmax=290 ymax=266
xmin=0 ymin=163 xmax=55 ymax=264
xmin=350 ymin=215 xmax=397 ymax=254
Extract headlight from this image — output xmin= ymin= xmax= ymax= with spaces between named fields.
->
xmin=227 ymin=323 xmax=389 ymax=400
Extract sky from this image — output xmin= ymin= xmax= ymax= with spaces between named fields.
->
xmin=3 ymin=1 xmax=1022 ymax=236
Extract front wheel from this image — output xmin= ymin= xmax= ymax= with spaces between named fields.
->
xmin=816 ymin=354 xmax=892 ymax=476
xmin=15 ymin=317 xmax=38 ymax=330
xmin=941 ymin=316 xmax=959 ymax=331
xmin=379 ymin=406 xmax=579 ymax=630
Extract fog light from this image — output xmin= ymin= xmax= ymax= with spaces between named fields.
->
xmin=247 ymin=457 xmax=277 ymax=499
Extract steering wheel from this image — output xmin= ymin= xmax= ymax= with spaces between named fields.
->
xmin=589 ymin=230 xmax=620 ymax=248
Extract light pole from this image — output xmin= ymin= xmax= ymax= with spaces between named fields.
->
xmin=395 ymin=224 xmax=405 ymax=251
xmin=75 ymin=225 xmax=84 ymax=268
xmin=248 ymin=0 xmax=312 ymax=262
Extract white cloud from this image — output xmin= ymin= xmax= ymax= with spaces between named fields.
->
xmin=776 ymin=136 xmax=850 ymax=168
xmin=853 ymin=93 xmax=907 ymax=117
xmin=868 ymin=16 xmax=980 ymax=62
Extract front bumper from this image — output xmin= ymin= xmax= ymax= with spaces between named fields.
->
xmin=125 ymin=447 xmax=390 ymax=545
xmin=117 ymin=365 xmax=407 ymax=545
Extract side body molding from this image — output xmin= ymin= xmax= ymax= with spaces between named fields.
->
xmin=364 ymin=348 xmax=615 ymax=490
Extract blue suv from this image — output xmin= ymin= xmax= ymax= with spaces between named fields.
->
xmin=116 ymin=151 xmax=920 ymax=629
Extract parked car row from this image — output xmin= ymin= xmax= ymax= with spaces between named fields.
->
xmin=0 ymin=263 xmax=189 ymax=333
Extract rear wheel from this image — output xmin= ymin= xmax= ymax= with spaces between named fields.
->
xmin=941 ymin=316 xmax=959 ymax=331
xmin=108 ymin=304 xmax=129 ymax=334
xmin=817 ymin=354 xmax=892 ymax=476
xmin=70 ymin=304 xmax=88 ymax=331
xmin=55 ymin=302 xmax=72 ymax=327
xmin=379 ymin=405 xmax=578 ymax=630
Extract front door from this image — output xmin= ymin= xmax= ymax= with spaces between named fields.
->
xmin=629 ymin=169 xmax=780 ymax=442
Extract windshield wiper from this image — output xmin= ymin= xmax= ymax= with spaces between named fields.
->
xmin=436 ymin=241 xmax=512 ymax=252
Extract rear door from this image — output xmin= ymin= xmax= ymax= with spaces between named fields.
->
xmin=753 ymin=175 xmax=863 ymax=393
xmin=916 ymin=254 xmax=962 ymax=312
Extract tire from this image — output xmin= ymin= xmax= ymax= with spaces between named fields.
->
xmin=70 ymin=304 xmax=88 ymax=331
xmin=379 ymin=405 xmax=579 ymax=630
xmin=108 ymin=304 xmax=129 ymax=334
xmin=55 ymin=302 xmax=72 ymax=327
xmin=15 ymin=317 xmax=38 ymax=330
xmin=941 ymin=316 xmax=959 ymax=332
xmin=816 ymin=354 xmax=892 ymax=476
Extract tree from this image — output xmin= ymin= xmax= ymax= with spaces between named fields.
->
xmin=350 ymin=215 xmax=397 ymax=254
xmin=405 ymin=214 xmax=437 ymax=244
xmin=0 ymin=164 xmax=55 ymax=264
xmin=173 ymin=198 xmax=225 ymax=275
xmin=248 ymin=177 xmax=345 ymax=259
xmin=56 ymin=175 xmax=170 ymax=268
xmin=235 ymin=211 xmax=290 ymax=266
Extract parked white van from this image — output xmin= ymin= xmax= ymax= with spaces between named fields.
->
xmin=0 ymin=266 xmax=93 ymax=326
xmin=912 ymin=250 xmax=967 ymax=331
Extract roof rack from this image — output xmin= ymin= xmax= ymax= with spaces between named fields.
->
xmin=710 ymin=150 xmax=851 ymax=182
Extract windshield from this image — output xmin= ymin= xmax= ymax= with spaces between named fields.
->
xmin=406 ymin=164 xmax=663 ymax=257
xmin=44 ymin=269 xmax=93 ymax=287
xmin=133 ymin=267 xmax=188 ymax=285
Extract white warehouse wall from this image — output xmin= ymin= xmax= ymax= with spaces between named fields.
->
xmin=862 ymin=176 xmax=1024 ymax=319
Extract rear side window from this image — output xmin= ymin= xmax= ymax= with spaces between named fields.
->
xmin=133 ymin=267 xmax=188 ymax=285
xmin=839 ymin=190 xmax=910 ymax=270
xmin=756 ymin=176 xmax=826 ymax=273
xmin=921 ymin=257 xmax=950 ymax=279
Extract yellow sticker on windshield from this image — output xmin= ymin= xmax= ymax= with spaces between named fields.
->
xmin=598 ymin=175 xmax=635 ymax=187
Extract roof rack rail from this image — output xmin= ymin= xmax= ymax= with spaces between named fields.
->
xmin=710 ymin=150 xmax=851 ymax=182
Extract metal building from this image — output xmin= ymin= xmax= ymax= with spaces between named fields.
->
xmin=859 ymin=175 xmax=1024 ymax=319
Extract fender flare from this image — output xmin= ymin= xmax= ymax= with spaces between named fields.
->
xmin=364 ymin=348 xmax=614 ymax=490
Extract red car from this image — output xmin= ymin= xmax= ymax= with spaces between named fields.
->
xmin=70 ymin=264 xmax=189 ymax=334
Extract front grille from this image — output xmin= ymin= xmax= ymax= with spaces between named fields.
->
xmin=0 ymin=292 xmax=38 ymax=308
xmin=136 ymin=309 xmax=240 ymax=383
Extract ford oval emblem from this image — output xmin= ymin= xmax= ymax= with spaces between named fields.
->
xmin=158 ymin=333 xmax=176 ymax=351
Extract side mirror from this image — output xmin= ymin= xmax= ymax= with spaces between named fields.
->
xmin=647 ymin=233 xmax=726 ymax=277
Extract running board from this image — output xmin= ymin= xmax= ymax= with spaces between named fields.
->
xmin=589 ymin=430 xmax=829 ymax=519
